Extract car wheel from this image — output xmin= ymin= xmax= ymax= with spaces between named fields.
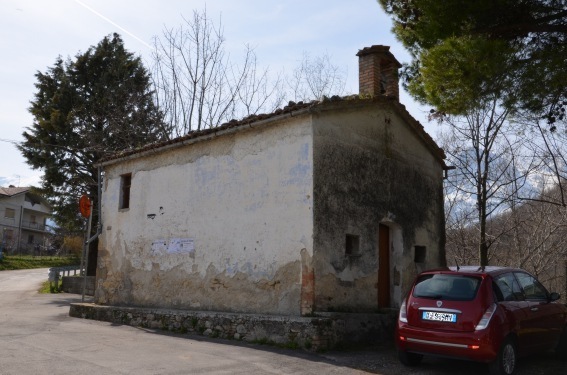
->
xmin=556 ymin=326 xmax=567 ymax=360
xmin=489 ymin=338 xmax=517 ymax=375
xmin=398 ymin=350 xmax=423 ymax=367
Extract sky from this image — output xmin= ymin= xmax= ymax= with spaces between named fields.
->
xmin=0 ymin=0 xmax=435 ymax=188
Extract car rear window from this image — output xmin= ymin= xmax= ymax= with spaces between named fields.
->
xmin=413 ymin=274 xmax=481 ymax=301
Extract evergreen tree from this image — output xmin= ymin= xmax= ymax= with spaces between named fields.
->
xmin=379 ymin=1 xmax=567 ymax=266
xmin=378 ymin=0 xmax=567 ymax=123
xmin=19 ymin=33 xmax=169 ymax=233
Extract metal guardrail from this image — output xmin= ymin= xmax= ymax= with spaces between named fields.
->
xmin=49 ymin=265 xmax=95 ymax=297
xmin=21 ymin=220 xmax=48 ymax=232
xmin=48 ymin=265 xmax=83 ymax=283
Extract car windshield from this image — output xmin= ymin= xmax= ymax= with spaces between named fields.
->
xmin=413 ymin=274 xmax=481 ymax=301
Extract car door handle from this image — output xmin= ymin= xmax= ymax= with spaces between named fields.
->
xmin=530 ymin=307 xmax=539 ymax=312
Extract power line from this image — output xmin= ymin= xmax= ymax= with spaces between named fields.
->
xmin=73 ymin=0 xmax=153 ymax=51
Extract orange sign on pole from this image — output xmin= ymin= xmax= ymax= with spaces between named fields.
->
xmin=79 ymin=194 xmax=92 ymax=218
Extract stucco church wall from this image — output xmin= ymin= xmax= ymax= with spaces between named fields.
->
xmin=97 ymin=117 xmax=314 ymax=315
xmin=312 ymin=101 xmax=445 ymax=312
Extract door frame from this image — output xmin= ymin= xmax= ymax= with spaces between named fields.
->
xmin=378 ymin=223 xmax=390 ymax=308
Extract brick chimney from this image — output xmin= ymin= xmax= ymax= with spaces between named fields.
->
xmin=356 ymin=45 xmax=401 ymax=100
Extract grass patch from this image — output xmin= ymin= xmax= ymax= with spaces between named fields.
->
xmin=0 ymin=255 xmax=79 ymax=271
xmin=38 ymin=280 xmax=62 ymax=294
xmin=253 ymin=337 xmax=275 ymax=346
xmin=282 ymin=341 xmax=299 ymax=350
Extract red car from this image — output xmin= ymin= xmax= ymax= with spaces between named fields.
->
xmin=396 ymin=266 xmax=567 ymax=375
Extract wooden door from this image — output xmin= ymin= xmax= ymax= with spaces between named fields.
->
xmin=378 ymin=224 xmax=390 ymax=308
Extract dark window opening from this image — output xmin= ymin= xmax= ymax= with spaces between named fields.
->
xmin=414 ymin=246 xmax=426 ymax=263
xmin=120 ymin=173 xmax=132 ymax=210
xmin=5 ymin=208 xmax=15 ymax=219
xmin=413 ymin=274 xmax=481 ymax=301
xmin=345 ymin=234 xmax=360 ymax=257
xmin=4 ymin=229 xmax=14 ymax=241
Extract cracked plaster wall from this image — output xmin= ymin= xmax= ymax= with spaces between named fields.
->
xmin=97 ymin=117 xmax=314 ymax=315
xmin=311 ymin=103 xmax=445 ymax=312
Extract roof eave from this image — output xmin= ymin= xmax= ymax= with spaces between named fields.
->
xmin=98 ymin=106 xmax=313 ymax=168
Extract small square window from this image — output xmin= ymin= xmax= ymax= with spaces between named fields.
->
xmin=120 ymin=173 xmax=132 ymax=210
xmin=4 ymin=229 xmax=14 ymax=241
xmin=345 ymin=234 xmax=360 ymax=257
xmin=5 ymin=208 xmax=15 ymax=219
xmin=414 ymin=246 xmax=426 ymax=263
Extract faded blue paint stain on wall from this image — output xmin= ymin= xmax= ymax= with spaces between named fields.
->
xmin=282 ymin=143 xmax=312 ymax=187
xmin=224 ymin=258 xmax=272 ymax=279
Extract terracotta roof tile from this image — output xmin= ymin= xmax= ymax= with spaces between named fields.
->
xmin=0 ymin=186 xmax=30 ymax=197
xmin=100 ymin=96 xmax=446 ymax=167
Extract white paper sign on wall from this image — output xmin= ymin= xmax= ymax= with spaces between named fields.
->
xmin=168 ymin=238 xmax=195 ymax=254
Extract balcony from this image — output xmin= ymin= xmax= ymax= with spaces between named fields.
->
xmin=21 ymin=220 xmax=49 ymax=233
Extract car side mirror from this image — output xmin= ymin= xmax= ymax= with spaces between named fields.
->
xmin=549 ymin=292 xmax=560 ymax=302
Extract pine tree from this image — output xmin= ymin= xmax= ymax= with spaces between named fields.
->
xmin=19 ymin=33 xmax=169 ymax=235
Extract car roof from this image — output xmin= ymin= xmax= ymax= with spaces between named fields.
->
xmin=421 ymin=266 xmax=527 ymax=277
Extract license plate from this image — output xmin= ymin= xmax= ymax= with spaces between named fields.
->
xmin=422 ymin=311 xmax=457 ymax=323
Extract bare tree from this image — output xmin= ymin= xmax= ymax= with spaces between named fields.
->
xmin=446 ymin=179 xmax=567 ymax=300
xmin=517 ymin=113 xmax=567 ymax=207
xmin=151 ymin=9 xmax=354 ymax=137
xmin=287 ymin=52 xmax=347 ymax=102
xmin=234 ymin=53 xmax=285 ymax=118
xmin=497 ymin=191 xmax=567 ymax=272
xmin=151 ymin=9 xmax=283 ymax=136
xmin=441 ymin=98 xmax=567 ymax=299
xmin=440 ymin=98 xmax=542 ymax=267
xmin=493 ymin=184 xmax=567 ymax=300
xmin=443 ymin=182 xmax=478 ymax=267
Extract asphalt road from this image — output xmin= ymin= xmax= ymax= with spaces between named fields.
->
xmin=0 ymin=269 xmax=564 ymax=375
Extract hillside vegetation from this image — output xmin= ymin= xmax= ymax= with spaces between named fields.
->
xmin=0 ymin=255 xmax=79 ymax=271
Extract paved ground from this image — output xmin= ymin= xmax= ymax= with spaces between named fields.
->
xmin=0 ymin=268 xmax=564 ymax=374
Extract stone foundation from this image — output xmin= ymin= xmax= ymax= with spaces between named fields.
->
xmin=62 ymin=276 xmax=95 ymax=295
xmin=69 ymin=303 xmax=396 ymax=351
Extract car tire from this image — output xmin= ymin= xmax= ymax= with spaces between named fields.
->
xmin=398 ymin=350 xmax=423 ymax=367
xmin=489 ymin=338 xmax=517 ymax=375
xmin=556 ymin=326 xmax=567 ymax=360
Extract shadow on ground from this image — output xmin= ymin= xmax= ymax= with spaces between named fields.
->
xmin=59 ymin=291 xmax=565 ymax=375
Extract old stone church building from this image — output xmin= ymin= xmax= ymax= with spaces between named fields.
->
xmin=94 ymin=45 xmax=447 ymax=316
